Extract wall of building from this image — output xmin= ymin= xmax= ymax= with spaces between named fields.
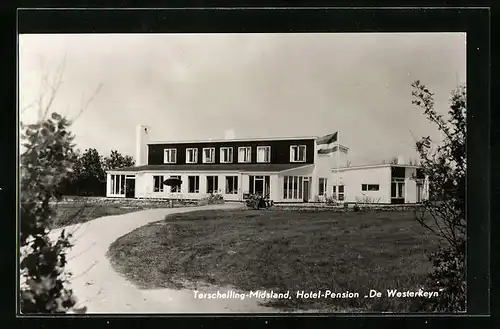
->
xmin=135 ymin=125 xmax=150 ymax=166
xmin=269 ymin=175 xmax=280 ymax=201
xmin=403 ymin=167 xmax=429 ymax=203
xmin=314 ymin=153 xmax=348 ymax=199
xmin=147 ymin=138 xmax=316 ymax=165
xmin=134 ymin=171 xmax=242 ymax=201
xmin=405 ymin=167 xmax=417 ymax=203
xmin=131 ymin=172 xmax=283 ymax=202
xmin=331 ymin=166 xmax=392 ymax=203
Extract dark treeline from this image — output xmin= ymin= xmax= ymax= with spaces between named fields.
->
xmin=58 ymin=149 xmax=134 ymax=197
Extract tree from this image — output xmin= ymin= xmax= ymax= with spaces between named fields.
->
xmin=19 ymin=55 xmax=102 ymax=313
xmin=411 ymin=80 xmax=466 ymax=312
xmin=70 ymin=148 xmax=106 ymax=196
xmin=103 ymin=150 xmax=135 ymax=171
xmin=20 ymin=113 xmax=82 ymax=313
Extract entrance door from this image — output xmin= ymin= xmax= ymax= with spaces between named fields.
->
xmin=303 ymin=180 xmax=310 ymax=202
xmin=125 ymin=178 xmax=135 ymax=198
xmin=391 ymin=180 xmax=405 ymax=204
xmin=251 ymin=175 xmax=270 ymax=197
xmin=254 ymin=177 xmax=264 ymax=196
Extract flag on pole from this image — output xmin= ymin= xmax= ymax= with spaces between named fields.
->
xmin=317 ymin=131 xmax=338 ymax=145
xmin=317 ymin=131 xmax=348 ymax=202
xmin=317 ymin=132 xmax=346 ymax=155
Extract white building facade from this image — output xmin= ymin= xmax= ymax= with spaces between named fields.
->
xmin=106 ymin=125 xmax=428 ymax=204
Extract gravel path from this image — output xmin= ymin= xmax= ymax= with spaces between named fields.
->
xmin=49 ymin=203 xmax=278 ymax=313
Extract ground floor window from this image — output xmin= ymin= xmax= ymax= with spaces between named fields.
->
xmin=225 ymin=176 xmax=238 ymax=194
xmin=362 ymin=184 xmax=380 ymax=191
xmin=283 ymin=176 xmax=309 ymax=200
xmin=391 ymin=179 xmax=405 ymax=199
xmin=169 ymin=175 xmax=181 ymax=193
xmin=249 ymin=175 xmax=270 ymax=197
xmin=207 ymin=176 xmax=219 ymax=194
xmin=188 ymin=176 xmax=199 ymax=193
xmin=153 ymin=175 xmax=164 ymax=192
xmin=110 ymin=174 xmax=126 ymax=195
xmin=416 ymin=181 xmax=424 ymax=203
xmin=319 ymin=178 xmax=328 ymax=196
xmin=332 ymin=185 xmax=345 ymax=201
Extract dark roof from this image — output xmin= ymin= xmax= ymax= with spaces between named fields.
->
xmin=110 ymin=163 xmax=313 ymax=173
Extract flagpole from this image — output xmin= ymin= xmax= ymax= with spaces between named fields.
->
xmin=336 ymin=132 xmax=340 ymax=202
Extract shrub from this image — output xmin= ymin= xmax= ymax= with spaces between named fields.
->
xmin=203 ymin=192 xmax=224 ymax=204
xmin=355 ymin=195 xmax=381 ymax=204
xmin=325 ymin=195 xmax=338 ymax=205
xmin=411 ymin=80 xmax=466 ymax=312
xmin=422 ymin=239 xmax=465 ymax=312
xmin=245 ymin=194 xmax=273 ymax=210
xmin=352 ymin=204 xmax=360 ymax=212
xmin=20 ymin=113 xmax=85 ymax=313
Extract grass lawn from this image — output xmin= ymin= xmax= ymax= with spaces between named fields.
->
xmin=51 ymin=203 xmax=144 ymax=229
xmin=108 ymin=209 xmax=441 ymax=312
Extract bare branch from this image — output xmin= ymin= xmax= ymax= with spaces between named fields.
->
xmin=20 ymin=99 xmax=37 ymax=114
xmin=72 ymin=82 xmax=104 ymax=122
xmin=40 ymin=54 xmax=66 ymax=121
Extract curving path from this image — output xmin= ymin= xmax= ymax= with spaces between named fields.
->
xmin=49 ymin=203 xmax=279 ymax=313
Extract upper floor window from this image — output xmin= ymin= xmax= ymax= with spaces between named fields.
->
xmin=238 ymin=147 xmax=252 ymax=163
xmin=220 ymin=147 xmax=233 ymax=163
xmin=257 ymin=146 xmax=271 ymax=163
xmin=186 ymin=148 xmax=198 ymax=164
xmin=290 ymin=145 xmax=306 ymax=162
xmin=164 ymin=148 xmax=177 ymax=164
xmin=203 ymin=148 xmax=215 ymax=163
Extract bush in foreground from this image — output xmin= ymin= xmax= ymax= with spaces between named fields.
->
xmin=20 ymin=113 xmax=85 ymax=313
xmin=411 ymin=80 xmax=466 ymax=312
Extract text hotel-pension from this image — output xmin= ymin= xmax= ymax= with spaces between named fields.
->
xmin=106 ymin=125 xmax=429 ymax=204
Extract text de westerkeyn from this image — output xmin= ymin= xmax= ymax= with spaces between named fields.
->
xmin=192 ymin=289 xmax=440 ymax=300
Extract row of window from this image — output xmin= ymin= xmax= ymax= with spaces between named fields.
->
xmin=285 ymin=176 xmax=347 ymax=200
xmin=110 ymin=174 xmax=126 ymax=195
xmin=163 ymin=145 xmax=307 ymax=164
xmin=153 ymin=175 xmax=239 ymax=194
xmin=283 ymin=176 xmax=309 ymax=200
xmin=319 ymin=178 xmax=345 ymax=200
xmin=318 ymin=179 xmax=411 ymax=200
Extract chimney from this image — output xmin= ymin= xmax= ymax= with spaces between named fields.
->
xmin=397 ymin=155 xmax=405 ymax=165
xmin=136 ymin=125 xmax=150 ymax=166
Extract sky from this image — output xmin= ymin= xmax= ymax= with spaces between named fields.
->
xmin=19 ymin=33 xmax=466 ymax=166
